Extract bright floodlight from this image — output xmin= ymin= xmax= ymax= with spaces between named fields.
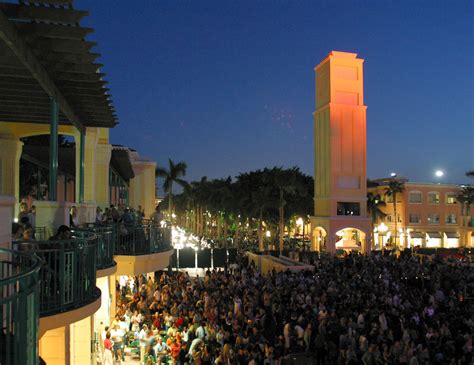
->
xmin=435 ymin=170 xmax=444 ymax=178
xmin=390 ymin=172 xmax=397 ymax=177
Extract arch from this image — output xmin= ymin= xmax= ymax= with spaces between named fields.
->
xmin=334 ymin=227 xmax=366 ymax=251
xmin=311 ymin=226 xmax=327 ymax=252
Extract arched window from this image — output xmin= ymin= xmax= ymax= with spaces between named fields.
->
xmin=409 ymin=190 xmax=422 ymax=203
xmin=427 ymin=191 xmax=440 ymax=204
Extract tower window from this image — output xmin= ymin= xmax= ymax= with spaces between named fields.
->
xmin=337 ymin=202 xmax=360 ymax=216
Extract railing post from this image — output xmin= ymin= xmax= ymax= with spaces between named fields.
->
xmin=49 ymin=98 xmax=59 ymax=201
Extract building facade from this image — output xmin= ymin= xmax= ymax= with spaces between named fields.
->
xmin=369 ymin=179 xmax=474 ymax=249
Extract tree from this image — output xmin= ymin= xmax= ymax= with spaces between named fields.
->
xmin=457 ymin=186 xmax=474 ymax=217
xmin=384 ymin=179 xmax=405 ymax=249
xmin=466 ymin=170 xmax=474 ymax=178
xmin=155 ymin=159 xmax=188 ymax=218
xmin=367 ymin=192 xmax=386 ymax=249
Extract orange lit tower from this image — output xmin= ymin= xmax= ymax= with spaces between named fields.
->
xmin=310 ymin=51 xmax=372 ymax=254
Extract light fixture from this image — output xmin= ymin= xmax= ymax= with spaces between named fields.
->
xmin=435 ymin=170 xmax=444 ymax=178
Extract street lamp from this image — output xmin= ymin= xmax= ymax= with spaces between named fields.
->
xmin=378 ymin=223 xmax=388 ymax=253
xmin=390 ymin=172 xmax=397 ymax=177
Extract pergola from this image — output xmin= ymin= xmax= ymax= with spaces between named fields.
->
xmin=0 ymin=0 xmax=117 ymax=202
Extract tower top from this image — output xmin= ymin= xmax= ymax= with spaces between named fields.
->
xmin=315 ymin=50 xmax=364 ymax=71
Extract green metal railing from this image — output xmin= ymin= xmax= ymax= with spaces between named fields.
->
xmin=35 ymin=226 xmax=116 ymax=270
xmin=0 ymin=248 xmax=41 ymax=365
xmin=114 ymin=223 xmax=172 ymax=256
xmin=15 ymin=231 xmax=99 ymax=317
xmin=75 ymin=225 xmax=116 ymax=270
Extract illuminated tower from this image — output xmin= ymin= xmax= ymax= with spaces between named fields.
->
xmin=310 ymin=51 xmax=372 ymax=254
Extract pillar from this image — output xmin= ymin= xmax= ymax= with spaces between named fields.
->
xmin=95 ymin=143 xmax=112 ymax=208
xmin=0 ymin=195 xmax=15 ymax=249
xmin=34 ymin=200 xmax=72 ymax=235
xmin=0 ymin=135 xmax=23 ymax=202
xmin=39 ymin=326 xmax=70 ymax=365
xmin=69 ymin=316 xmax=93 ymax=365
xmin=75 ymin=128 xmax=98 ymax=204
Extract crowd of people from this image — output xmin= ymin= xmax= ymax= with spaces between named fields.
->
xmin=104 ymin=253 xmax=473 ymax=365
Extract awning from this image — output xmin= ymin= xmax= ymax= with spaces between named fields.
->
xmin=445 ymin=232 xmax=460 ymax=239
xmin=0 ymin=1 xmax=117 ymax=128
xmin=427 ymin=232 xmax=442 ymax=239
xmin=410 ymin=231 xmax=425 ymax=239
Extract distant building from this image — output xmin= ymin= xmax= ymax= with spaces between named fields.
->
xmin=369 ymin=178 xmax=473 ymax=249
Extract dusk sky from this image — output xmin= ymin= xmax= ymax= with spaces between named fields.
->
xmin=80 ymin=0 xmax=473 ymax=193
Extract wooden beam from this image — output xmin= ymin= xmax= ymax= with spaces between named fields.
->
xmin=36 ymin=51 xmax=100 ymax=65
xmin=33 ymin=38 xmax=96 ymax=54
xmin=0 ymin=66 xmax=33 ymax=78
xmin=0 ymin=9 xmax=83 ymax=130
xmin=0 ymin=3 xmax=88 ymax=24
xmin=55 ymin=71 xmax=105 ymax=82
xmin=46 ymin=62 xmax=103 ymax=74
xmin=17 ymin=23 xmax=93 ymax=41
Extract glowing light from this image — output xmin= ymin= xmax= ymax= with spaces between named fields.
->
xmin=14 ymin=218 xmax=18 ymax=223
xmin=435 ymin=170 xmax=444 ymax=178
xmin=390 ymin=172 xmax=397 ymax=177
xmin=377 ymin=223 xmax=388 ymax=233
xmin=296 ymin=217 xmax=304 ymax=226
xmin=266 ymin=230 xmax=271 ymax=238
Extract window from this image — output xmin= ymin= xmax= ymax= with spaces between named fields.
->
xmin=336 ymin=202 xmax=360 ymax=216
xmin=427 ymin=213 xmax=439 ymax=224
xmin=445 ymin=214 xmax=457 ymax=224
xmin=409 ymin=213 xmax=421 ymax=224
xmin=386 ymin=214 xmax=392 ymax=222
xmin=446 ymin=193 xmax=457 ymax=204
xmin=409 ymin=191 xmax=422 ymax=203
xmin=386 ymin=195 xmax=394 ymax=203
xmin=427 ymin=192 xmax=440 ymax=204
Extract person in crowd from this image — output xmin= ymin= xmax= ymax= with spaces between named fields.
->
xmin=103 ymin=331 xmax=114 ymax=365
xmin=151 ymin=204 xmax=164 ymax=225
xmin=50 ymin=225 xmax=72 ymax=240
xmin=70 ymin=205 xmax=78 ymax=227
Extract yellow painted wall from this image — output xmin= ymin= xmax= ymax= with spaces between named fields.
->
xmin=39 ymin=326 xmax=69 ymax=365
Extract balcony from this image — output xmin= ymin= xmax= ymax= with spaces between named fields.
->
xmin=112 ymin=223 xmax=173 ymax=275
xmin=0 ymin=248 xmax=41 ymax=365
xmin=14 ymin=231 xmax=101 ymax=336
xmin=75 ymin=225 xmax=117 ymax=277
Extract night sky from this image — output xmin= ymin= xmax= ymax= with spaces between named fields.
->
xmin=79 ymin=0 xmax=473 ymax=193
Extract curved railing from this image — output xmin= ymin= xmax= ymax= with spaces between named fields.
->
xmin=114 ymin=223 xmax=172 ymax=256
xmin=0 ymin=248 xmax=41 ymax=365
xmin=14 ymin=231 xmax=100 ymax=317
xmin=74 ymin=225 xmax=116 ymax=270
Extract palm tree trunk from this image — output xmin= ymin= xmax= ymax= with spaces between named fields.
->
xmin=258 ymin=211 xmax=264 ymax=252
xmin=168 ymin=182 xmax=173 ymax=219
xmin=279 ymin=189 xmax=284 ymax=254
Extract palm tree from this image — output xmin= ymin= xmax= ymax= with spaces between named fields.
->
xmin=384 ymin=179 xmax=405 ymax=249
xmin=466 ymin=171 xmax=474 ymax=178
xmin=155 ymin=159 xmax=188 ymax=219
xmin=367 ymin=192 xmax=387 ymax=250
xmin=457 ymin=186 xmax=474 ymax=217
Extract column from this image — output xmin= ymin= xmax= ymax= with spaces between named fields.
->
xmin=49 ymin=99 xmax=59 ymax=201
xmin=0 ymin=196 xmax=15 ymax=249
xmin=39 ymin=326 xmax=70 ymax=365
xmin=95 ymin=143 xmax=112 ymax=208
xmin=75 ymin=128 xmax=98 ymax=203
xmin=0 ymin=135 xmax=23 ymax=200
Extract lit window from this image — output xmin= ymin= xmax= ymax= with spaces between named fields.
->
xmin=445 ymin=214 xmax=457 ymax=224
xmin=446 ymin=193 xmax=457 ymax=204
xmin=336 ymin=202 xmax=360 ymax=216
xmin=409 ymin=191 xmax=422 ymax=203
xmin=409 ymin=213 xmax=421 ymax=224
xmin=427 ymin=213 xmax=440 ymax=224
xmin=427 ymin=192 xmax=440 ymax=204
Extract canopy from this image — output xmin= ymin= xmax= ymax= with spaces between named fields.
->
xmin=0 ymin=0 xmax=117 ymax=129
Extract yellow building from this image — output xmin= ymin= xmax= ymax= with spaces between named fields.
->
xmin=369 ymin=178 xmax=474 ymax=249
xmin=0 ymin=1 xmax=172 ymax=364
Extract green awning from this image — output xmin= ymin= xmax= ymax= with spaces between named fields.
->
xmin=410 ymin=231 xmax=425 ymax=239
xmin=427 ymin=232 xmax=442 ymax=239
